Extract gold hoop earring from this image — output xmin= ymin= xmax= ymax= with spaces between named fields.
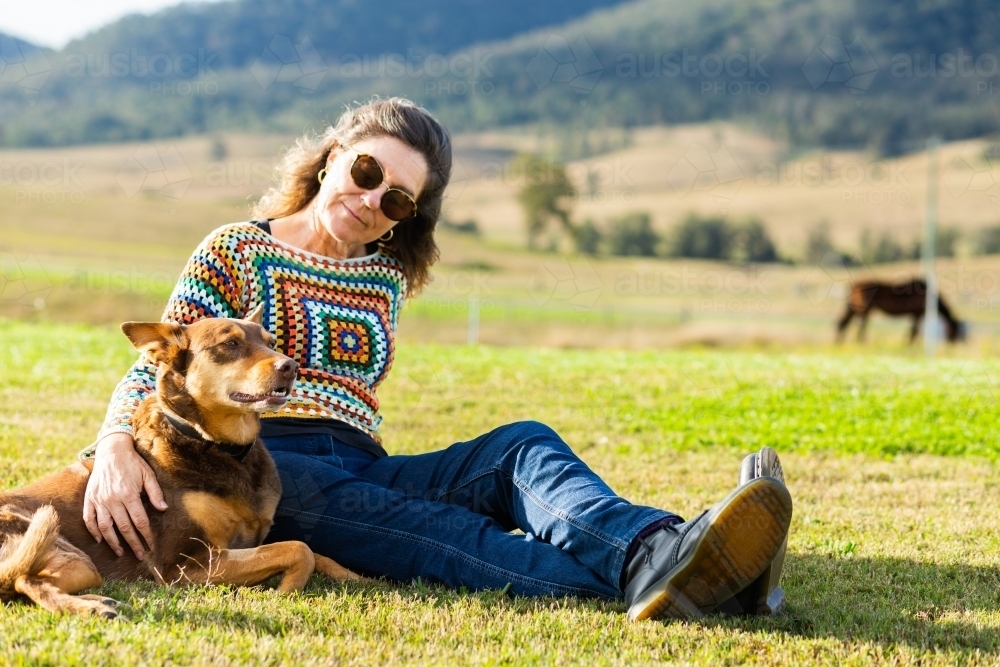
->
xmin=379 ymin=228 xmax=394 ymax=243
xmin=317 ymin=168 xmax=327 ymax=184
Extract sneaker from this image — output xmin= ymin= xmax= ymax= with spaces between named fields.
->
xmin=714 ymin=446 xmax=788 ymax=616
xmin=624 ymin=477 xmax=793 ymax=621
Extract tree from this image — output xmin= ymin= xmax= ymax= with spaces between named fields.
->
xmin=936 ymin=226 xmax=960 ymax=258
xmin=667 ymin=213 xmax=732 ymax=260
xmin=805 ymin=222 xmax=836 ymax=264
xmin=978 ymin=224 xmax=1000 ymax=255
xmin=859 ymin=229 xmax=911 ymax=264
xmin=729 ymin=218 xmax=778 ymax=263
xmin=513 ymin=153 xmax=576 ymax=250
xmin=606 ymin=212 xmax=658 ymax=257
xmin=574 ymin=218 xmax=603 ymax=255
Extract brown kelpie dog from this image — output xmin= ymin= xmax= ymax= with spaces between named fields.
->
xmin=0 ymin=306 xmax=358 ymax=618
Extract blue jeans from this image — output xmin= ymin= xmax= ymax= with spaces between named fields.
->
xmin=264 ymin=420 xmax=674 ymax=599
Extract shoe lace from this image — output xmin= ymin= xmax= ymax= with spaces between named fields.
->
xmin=638 ymin=536 xmax=655 ymax=565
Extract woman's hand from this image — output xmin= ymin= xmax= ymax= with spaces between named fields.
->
xmin=83 ymin=433 xmax=168 ymax=559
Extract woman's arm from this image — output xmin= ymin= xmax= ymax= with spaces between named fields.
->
xmin=86 ymin=223 xmax=252 ymax=449
xmin=93 ymin=356 xmax=158 ymax=444
xmin=83 ymin=223 xmax=252 ymax=557
xmin=83 ymin=432 xmax=167 ymax=560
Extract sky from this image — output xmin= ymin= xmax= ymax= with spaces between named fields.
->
xmin=0 ymin=0 xmax=227 ymax=49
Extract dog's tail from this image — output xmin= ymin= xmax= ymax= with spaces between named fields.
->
xmin=0 ymin=505 xmax=60 ymax=590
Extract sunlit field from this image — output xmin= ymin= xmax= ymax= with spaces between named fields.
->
xmin=3 ymin=125 xmax=1000 ymax=348
xmin=2 ymin=321 xmax=1000 ymax=665
xmin=3 ymin=126 xmax=1000 ymax=665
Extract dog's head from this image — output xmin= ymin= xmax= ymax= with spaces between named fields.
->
xmin=121 ymin=306 xmax=299 ymax=438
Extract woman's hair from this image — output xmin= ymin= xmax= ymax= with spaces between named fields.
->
xmin=252 ymin=97 xmax=452 ymax=296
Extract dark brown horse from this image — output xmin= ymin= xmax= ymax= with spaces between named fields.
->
xmin=836 ymin=279 xmax=966 ymax=343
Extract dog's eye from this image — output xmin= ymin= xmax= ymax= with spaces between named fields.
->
xmin=224 ymin=340 xmax=240 ymax=348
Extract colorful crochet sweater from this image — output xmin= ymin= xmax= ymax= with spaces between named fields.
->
xmin=98 ymin=222 xmax=406 ymax=445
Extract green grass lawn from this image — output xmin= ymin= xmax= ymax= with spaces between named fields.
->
xmin=2 ymin=320 xmax=1000 ymax=665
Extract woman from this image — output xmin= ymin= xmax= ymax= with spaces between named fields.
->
xmin=82 ymin=98 xmax=792 ymax=621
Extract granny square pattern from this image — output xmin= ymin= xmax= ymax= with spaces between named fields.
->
xmin=99 ymin=222 xmax=407 ymax=444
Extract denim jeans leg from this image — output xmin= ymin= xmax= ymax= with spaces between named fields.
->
xmin=265 ymin=449 xmax=621 ymax=599
xmin=359 ymin=421 xmax=675 ymax=592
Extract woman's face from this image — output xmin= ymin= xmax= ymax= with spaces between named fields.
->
xmin=312 ymin=135 xmax=428 ymax=252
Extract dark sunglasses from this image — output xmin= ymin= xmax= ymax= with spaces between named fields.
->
xmin=349 ymin=152 xmax=418 ymax=221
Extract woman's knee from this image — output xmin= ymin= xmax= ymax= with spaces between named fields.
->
xmin=487 ymin=420 xmax=569 ymax=458
xmin=499 ymin=420 xmax=559 ymax=438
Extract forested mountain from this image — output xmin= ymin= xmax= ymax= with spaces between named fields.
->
xmin=1 ymin=0 xmax=998 ymax=153
xmin=413 ymin=0 xmax=1000 ymax=153
xmin=62 ymin=0 xmax=632 ymax=67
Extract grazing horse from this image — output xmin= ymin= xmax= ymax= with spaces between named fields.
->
xmin=836 ymin=278 xmax=966 ymax=344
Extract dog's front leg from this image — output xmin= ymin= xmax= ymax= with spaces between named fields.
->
xmin=179 ymin=541 xmax=357 ymax=592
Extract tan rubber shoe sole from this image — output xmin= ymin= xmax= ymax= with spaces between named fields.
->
xmin=628 ymin=477 xmax=793 ymax=621
xmin=739 ymin=446 xmax=788 ymax=616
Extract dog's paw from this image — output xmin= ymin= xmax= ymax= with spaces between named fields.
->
xmin=79 ymin=594 xmax=120 ymax=607
xmin=76 ymin=594 xmax=123 ymax=619
xmin=313 ymin=554 xmax=366 ymax=582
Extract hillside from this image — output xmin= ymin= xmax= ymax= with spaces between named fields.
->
xmin=63 ymin=0 xmax=631 ymax=68
xmin=1 ymin=0 xmax=999 ymax=152
xmin=2 ymin=127 xmax=999 ymax=347
xmin=410 ymin=0 xmax=1000 ymax=153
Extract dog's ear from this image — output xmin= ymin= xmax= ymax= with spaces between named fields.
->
xmin=120 ymin=321 xmax=188 ymax=366
xmin=245 ymin=303 xmax=264 ymax=325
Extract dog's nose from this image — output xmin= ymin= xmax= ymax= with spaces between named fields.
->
xmin=275 ymin=357 xmax=299 ymax=378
